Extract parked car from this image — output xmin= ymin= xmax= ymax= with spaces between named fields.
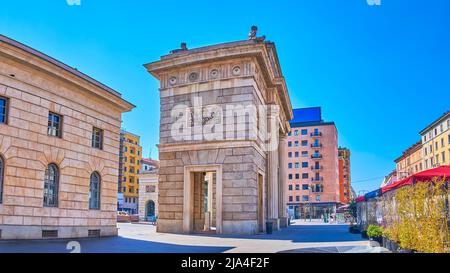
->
xmin=129 ymin=214 xmax=140 ymax=223
xmin=117 ymin=211 xmax=140 ymax=223
xmin=117 ymin=211 xmax=130 ymax=223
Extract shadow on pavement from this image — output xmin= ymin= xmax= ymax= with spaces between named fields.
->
xmin=279 ymin=246 xmax=360 ymax=253
xmin=0 ymin=236 xmax=234 ymax=253
xmin=194 ymin=223 xmax=366 ymax=243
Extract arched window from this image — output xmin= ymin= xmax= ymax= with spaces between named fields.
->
xmin=43 ymin=164 xmax=59 ymax=207
xmin=89 ymin=172 xmax=101 ymax=210
xmin=0 ymin=155 xmax=4 ymax=204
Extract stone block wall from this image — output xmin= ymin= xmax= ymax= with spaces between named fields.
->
xmin=160 ymin=86 xmax=261 ymax=145
xmin=0 ymin=53 xmax=123 ymax=239
xmin=157 ymin=145 xmax=266 ymax=235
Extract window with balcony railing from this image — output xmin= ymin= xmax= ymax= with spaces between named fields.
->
xmin=310 ymin=129 xmax=322 ymax=137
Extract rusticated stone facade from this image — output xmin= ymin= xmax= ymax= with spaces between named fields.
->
xmin=0 ymin=35 xmax=134 ymax=239
xmin=157 ymin=145 xmax=267 ymax=234
xmin=145 ymin=33 xmax=293 ymax=235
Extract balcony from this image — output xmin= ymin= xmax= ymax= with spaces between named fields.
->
xmin=311 ymin=154 xmax=323 ymax=160
xmin=311 ymin=143 xmax=323 ymax=148
xmin=311 ymin=166 xmax=323 ymax=171
xmin=310 ymin=132 xmax=322 ymax=137
xmin=311 ymin=184 xmax=324 ymax=193
xmin=311 ymin=177 xmax=324 ymax=182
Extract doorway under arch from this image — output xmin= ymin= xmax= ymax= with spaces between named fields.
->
xmin=146 ymin=200 xmax=155 ymax=218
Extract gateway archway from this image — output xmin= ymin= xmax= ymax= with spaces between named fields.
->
xmin=183 ymin=165 xmax=222 ymax=234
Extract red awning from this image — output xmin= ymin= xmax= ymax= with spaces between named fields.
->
xmin=381 ymin=177 xmax=412 ymax=194
xmin=355 ymin=196 xmax=365 ymax=203
xmin=381 ymin=166 xmax=450 ymax=194
xmin=411 ymin=166 xmax=450 ymax=182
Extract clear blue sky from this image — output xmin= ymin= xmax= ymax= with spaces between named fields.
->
xmin=1 ymin=0 xmax=449 ymax=193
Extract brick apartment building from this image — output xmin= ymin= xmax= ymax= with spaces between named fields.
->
xmin=286 ymin=107 xmax=340 ymax=219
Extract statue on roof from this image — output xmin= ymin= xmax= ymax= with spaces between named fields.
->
xmin=170 ymin=42 xmax=188 ymax=54
xmin=248 ymin=26 xmax=266 ymax=43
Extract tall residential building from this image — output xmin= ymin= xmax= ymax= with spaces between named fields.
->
xmin=338 ymin=147 xmax=351 ymax=204
xmin=420 ymin=111 xmax=450 ymax=170
xmin=394 ymin=141 xmax=423 ymax=179
xmin=118 ymin=130 xmax=142 ymax=214
xmin=0 ymin=35 xmax=134 ymax=239
xmin=286 ymin=107 xmax=339 ymax=219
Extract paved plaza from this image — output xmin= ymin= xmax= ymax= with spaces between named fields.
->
xmin=0 ymin=221 xmax=388 ymax=253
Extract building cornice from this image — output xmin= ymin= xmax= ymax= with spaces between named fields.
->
xmin=394 ymin=140 xmax=422 ymax=163
xmin=290 ymin=121 xmax=336 ymax=128
xmin=419 ymin=111 xmax=450 ymax=135
xmin=0 ymin=35 xmax=135 ymax=112
xmin=144 ymin=40 xmax=293 ymax=123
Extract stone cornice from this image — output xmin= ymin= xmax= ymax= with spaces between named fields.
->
xmin=158 ymin=140 xmax=268 ymax=159
xmin=144 ymin=40 xmax=293 ymax=122
xmin=0 ymin=35 xmax=135 ymax=113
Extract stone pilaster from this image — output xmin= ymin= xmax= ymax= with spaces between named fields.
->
xmin=278 ymin=135 xmax=288 ymax=228
xmin=267 ymin=148 xmax=280 ymax=230
xmin=267 ymin=110 xmax=280 ymax=230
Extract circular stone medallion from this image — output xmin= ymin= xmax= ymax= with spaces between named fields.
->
xmin=189 ymin=72 xmax=199 ymax=82
xmin=169 ymin=76 xmax=177 ymax=86
xmin=232 ymin=66 xmax=241 ymax=76
xmin=210 ymin=69 xmax=219 ymax=79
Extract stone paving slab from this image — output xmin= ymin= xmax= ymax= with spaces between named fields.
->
xmin=0 ymin=221 xmax=378 ymax=253
xmin=280 ymin=246 xmax=390 ymax=253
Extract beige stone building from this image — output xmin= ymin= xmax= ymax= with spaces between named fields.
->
xmin=138 ymin=158 xmax=159 ymax=221
xmin=0 ymin=35 xmax=134 ymax=239
xmin=420 ymin=111 xmax=450 ymax=170
xmin=144 ymin=28 xmax=293 ymax=234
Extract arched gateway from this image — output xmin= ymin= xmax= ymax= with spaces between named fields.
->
xmin=144 ymin=27 xmax=293 ymax=235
